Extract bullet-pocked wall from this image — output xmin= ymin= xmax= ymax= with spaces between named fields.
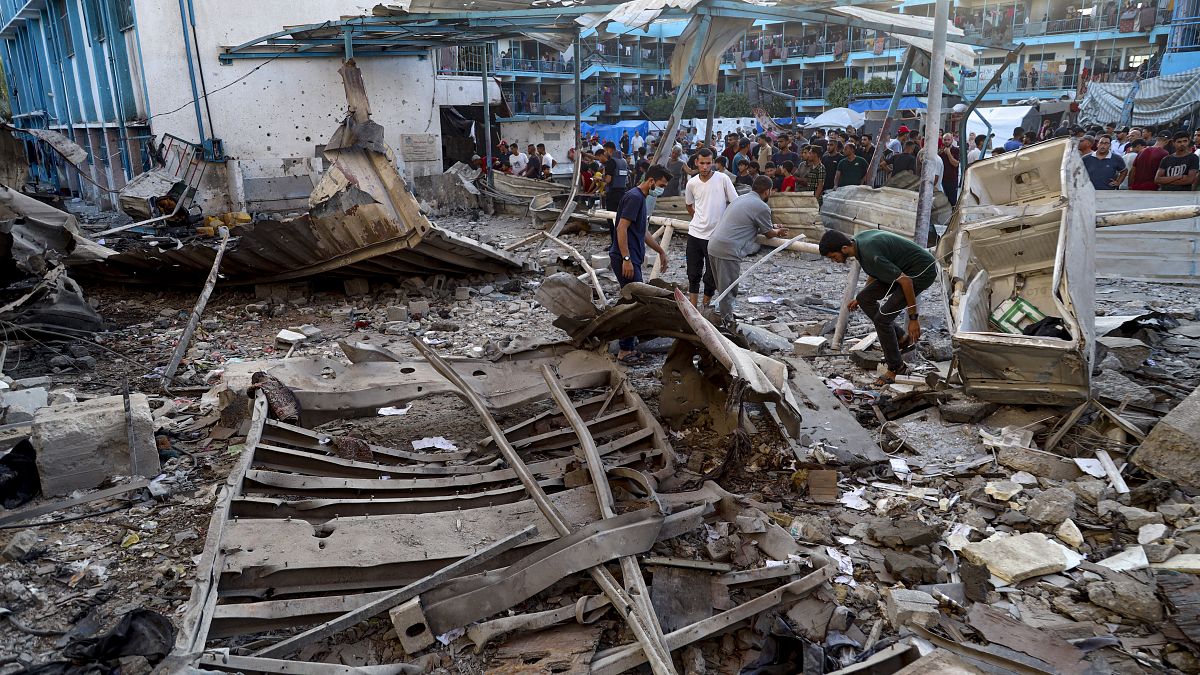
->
xmin=132 ymin=0 xmax=499 ymax=213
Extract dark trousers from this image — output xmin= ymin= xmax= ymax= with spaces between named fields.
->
xmin=943 ymin=180 xmax=959 ymax=206
xmin=856 ymin=277 xmax=931 ymax=372
xmin=610 ymin=252 xmax=642 ymax=351
xmin=685 ymin=235 xmax=716 ymax=297
xmin=605 ymin=188 xmax=626 ymax=216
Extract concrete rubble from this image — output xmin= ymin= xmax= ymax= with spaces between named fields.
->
xmin=4 ymin=76 xmax=1200 ymax=675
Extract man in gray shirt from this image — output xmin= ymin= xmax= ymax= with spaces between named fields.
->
xmin=706 ymin=175 xmax=788 ymax=318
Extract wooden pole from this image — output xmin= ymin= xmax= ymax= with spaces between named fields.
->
xmin=163 ymin=226 xmax=230 ymax=387
xmin=831 ymin=261 xmax=861 ymax=350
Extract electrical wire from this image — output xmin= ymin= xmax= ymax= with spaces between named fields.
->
xmin=146 ymin=22 xmax=332 ymax=123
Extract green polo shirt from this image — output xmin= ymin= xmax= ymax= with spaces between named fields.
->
xmin=854 ymin=229 xmax=937 ymax=290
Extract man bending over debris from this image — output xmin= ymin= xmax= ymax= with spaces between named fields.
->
xmin=706 ymin=175 xmax=789 ymax=319
xmin=611 ymin=164 xmax=672 ymax=364
xmin=820 ymin=229 xmax=937 ymax=385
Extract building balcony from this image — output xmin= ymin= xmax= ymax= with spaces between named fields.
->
xmin=957 ymin=7 xmax=1170 ymax=41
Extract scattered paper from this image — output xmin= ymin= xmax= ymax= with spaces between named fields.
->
xmin=1074 ymin=458 xmax=1107 ymax=479
xmin=378 ymin=405 xmax=411 ymax=416
xmin=839 ymin=487 xmax=870 ymax=511
xmin=436 ymin=627 xmax=465 ymax=645
xmin=889 ymin=458 xmax=911 ymax=479
xmin=413 ymin=436 xmax=458 ymax=451
xmin=747 ymin=295 xmax=785 ymax=304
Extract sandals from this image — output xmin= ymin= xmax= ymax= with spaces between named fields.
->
xmin=875 ymin=363 xmax=910 ymax=387
xmin=898 ymin=334 xmax=918 ymax=354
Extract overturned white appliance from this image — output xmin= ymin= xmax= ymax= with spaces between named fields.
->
xmin=936 ymin=138 xmax=1096 ymax=405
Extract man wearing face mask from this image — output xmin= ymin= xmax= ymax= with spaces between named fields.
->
xmin=706 ymin=175 xmax=789 ymax=319
xmin=683 ymin=148 xmax=740 ymax=307
xmin=611 ymin=164 xmax=673 ymax=364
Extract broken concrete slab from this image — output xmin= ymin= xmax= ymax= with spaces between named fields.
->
xmin=1091 ymin=369 xmax=1156 ymax=407
xmin=1152 ymin=554 xmax=1200 ymax=573
xmin=792 ymin=336 xmax=827 ymax=356
xmin=1132 ymin=383 xmax=1200 ymax=490
xmin=1097 ymin=546 xmax=1150 ymax=572
xmin=938 ymin=398 xmax=999 ymax=424
xmin=1088 ymin=576 xmax=1164 ymax=623
xmin=960 ymin=533 xmax=1080 ymax=584
xmin=1056 ymin=519 xmax=1085 ymax=549
xmin=0 ymin=387 xmax=48 ymax=424
xmin=883 ymin=550 xmax=939 ymax=585
xmin=1096 ymin=336 xmax=1151 ymax=371
xmin=30 ymin=394 xmax=160 ymax=495
xmin=867 ymin=520 xmax=939 ymax=548
xmin=884 ymin=588 xmax=938 ymax=628
xmin=1026 ymin=487 xmax=1078 ymax=526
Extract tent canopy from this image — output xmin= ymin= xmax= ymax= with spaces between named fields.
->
xmin=1078 ymin=67 xmax=1200 ymax=127
xmin=580 ymin=120 xmax=649 ymax=144
xmin=848 ymin=97 xmax=927 ymax=113
xmin=965 ymin=105 xmax=1040 ymax=147
xmin=804 ymin=107 xmax=866 ymax=129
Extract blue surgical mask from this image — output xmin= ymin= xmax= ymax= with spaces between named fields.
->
xmin=650 ymin=186 xmax=665 ymax=197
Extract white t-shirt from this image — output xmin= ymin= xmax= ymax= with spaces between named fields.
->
xmin=886 ymin=138 xmax=903 ymax=154
xmin=929 ymin=153 xmax=944 ymax=192
xmin=967 ymin=148 xmax=983 ymax=163
xmin=542 ymin=153 xmax=555 ymax=168
xmin=1121 ymin=151 xmax=1138 ymax=189
xmin=510 ymin=152 xmax=528 ymax=174
xmin=631 ymin=135 xmax=644 ymax=152
xmin=684 ymin=172 xmax=740 ymax=240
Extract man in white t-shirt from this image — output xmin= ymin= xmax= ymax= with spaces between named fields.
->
xmin=509 ymin=144 xmax=528 ymax=175
xmin=684 ymin=147 xmax=740 ymax=307
xmin=537 ymin=143 xmax=556 ymax=170
xmin=631 ymin=132 xmax=645 ymax=153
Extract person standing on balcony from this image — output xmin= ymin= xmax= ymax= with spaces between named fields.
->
xmin=684 ymin=148 xmax=739 ymax=308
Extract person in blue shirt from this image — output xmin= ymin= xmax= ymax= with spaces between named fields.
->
xmin=610 ymin=164 xmax=672 ymax=363
xmin=1003 ymin=127 xmax=1025 ymax=152
xmin=1081 ymin=135 xmax=1128 ymax=190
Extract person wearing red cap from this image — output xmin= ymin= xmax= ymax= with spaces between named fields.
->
xmin=884 ymin=127 xmax=902 ymax=155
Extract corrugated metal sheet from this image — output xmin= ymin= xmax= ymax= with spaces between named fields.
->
xmin=491 ymin=173 xmax=569 ymax=200
xmin=71 ymin=61 xmax=525 ymax=286
xmin=1096 ymin=191 xmax=1200 ymax=285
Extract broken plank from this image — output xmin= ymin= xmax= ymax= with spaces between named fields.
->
xmin=1094 ymin=449 xmax=1130 ymax=495
xmin=0 ymin=478 xmax=149 ymax=527
xmin=642 ymin=557 xmax=732 ymax=573
xmin=253 ymin=525 xmax=537 ymax=658
xmin=198 ymin=653 xmax=422 ymax=675
xmin=1157 ymin=570 xmax=1200 ymax=644
xmin=718 ymin=561 xmax=807 ymax=587
xmin=487 ymin=622 xmax=603 ymax=675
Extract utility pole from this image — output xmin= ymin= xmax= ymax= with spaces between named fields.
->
xmin=914 ymin=0 xmax=949 ymax=247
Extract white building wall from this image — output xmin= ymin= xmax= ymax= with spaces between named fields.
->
xmin=132 ymin=0 xmax=498 ymax=211
xmin=497 ymin=119 xmax=577 ymax=169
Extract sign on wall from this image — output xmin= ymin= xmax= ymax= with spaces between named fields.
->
xmin=400 ymin=134 xmax=440 ymax=162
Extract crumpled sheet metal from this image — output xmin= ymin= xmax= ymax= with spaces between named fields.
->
xmin=0 ymin=185 xmax=112 ymax=275
xmin=0 ymin=265 xmax=104 ymax=336
xmin=70 ymin=60 xmax=523 ymax=286
xmin=6 ymin=126 xmax=89 ymax=167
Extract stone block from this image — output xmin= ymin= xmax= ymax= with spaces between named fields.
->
xmin=11 ymin=377 xmax=50 ymax=391
xmin=792 ymin=336 xmax=827 ymax=356
xmin=961 ymin=533 xmax=1078 ymax=584
xmin=1132 ymin=383 xmax=1200 ymax=490
xmin=1 ymin=387 xmax=48 ymax=424
xmin=1026 ymin=487 xmax=1078 ymax=526
xmin=454 ymin=287 xmax=471 ymax=301
xmin=867 ymin=519 xmax=939 ymax=548
xmin=884 ymin=588 xmax=938 ymax=628
xmin=408 ymin=300 xmax=431 ymax=317
xmin=386 ymin=306 xmax=409 ymax=323
xmin=938 ymin=398 xmax=1000 ymax=424
xmin=2 ymin=530 xmax=39 ymax=561
xmin=883 ymin=550 xmax=939 ymax=585
xmin=1087 ymin=576 xmax=1163 ymax=623
xmin=31 ymin=394 xmax=160 ymax=496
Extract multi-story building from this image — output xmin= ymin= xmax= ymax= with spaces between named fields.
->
xmin=0 ymin=0 xmax=495 ymax=211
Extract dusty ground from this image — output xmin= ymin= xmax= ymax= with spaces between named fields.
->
xmin=3 ymin=211 xmax=1200 ymax=673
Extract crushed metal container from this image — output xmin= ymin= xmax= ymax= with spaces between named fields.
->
xmin=936 ymin=138 xmax=1096 ymax=405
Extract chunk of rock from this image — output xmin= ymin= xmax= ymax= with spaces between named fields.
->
xmin=961 ymin=533 xmax=1078 ymax=584
xmin=938 ymin=398 xmax=999 ymax=424
xmin=1091 ymin=370 xmax=1156 ymax=407
xmin=1118 ymin=506 xmax=1164 ymax=530
xmin=1056 ymin=519 xmax=1084 ymax=549
xmin=867 ymin=519 xmax=940 ymax=548
xmin=883 ymin=550 xmax=939 ymax=585
xmin=1132 ymin=383 xmax=1200 ymax=490
xmin=1025 ymin=488 xmax=1078 ymax=526
xmin=0 ymin=387 xmax=48 ymax=424
xmin=1138 ymin=523 xmax=1168 ymax=545
xmin=2 ymin=530 xmax=39 ymax=561
xmin=984 ymin=481 xmax=1022 ymax=501
xmin=1087 ymin=576 xmax=1163 ymax=623
xmin=884 ymin=589 xmax=938 ymax=628
xmin=1096 ymin=336 xmax=1151 ymax=371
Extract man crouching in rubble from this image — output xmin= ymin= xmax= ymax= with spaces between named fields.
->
xmin=706 ymin=175 xmax=789 ymax=319
xmin=611 ymin=164 xmax=672 ymax=364
xmin=820 ymin=229 xmax=937 ymax=385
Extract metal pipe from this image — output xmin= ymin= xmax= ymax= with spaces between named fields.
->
xmin=97 ymin=0 xmax=134 ymax=181
xmin=482 ymin=45 xmax=493 ymax=190
xmin=863 ymin=47 xmax=915 ymax=187
xmin=1096 ymin=205 xmax=1200 ymax=227
xmin=914 ymin=0 xmax=949 ymax=247
xmin=176 ymin=0 xmax=209 ymax=148
xmin=162 ymin=226 xmax=230 ymax=387
xmin=410 ymin=339 xmax=679 ymax=675
xmin=831 ymin=261 xmax=860 ymax=350
xmin=958 ymin=44 xmax=1024 ymax=182
xmin=711 ymin=233 xmax=811 ymax=306
xmin=547 ymin=29 xmax=583 ymax=237
xmin=185 ymin=0 xmax=218 ymax=143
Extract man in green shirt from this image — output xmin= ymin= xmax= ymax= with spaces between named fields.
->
xmin=834 ymin=142 xmax=868 ymax=189
xmin=820 ymin=229 xmax=938 ymax=384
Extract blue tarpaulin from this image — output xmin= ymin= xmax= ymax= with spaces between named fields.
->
xmin=580 ymin=120 xmax=649 ymax=145
xmin=847 ymin=97 xmax=927 ymax=113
